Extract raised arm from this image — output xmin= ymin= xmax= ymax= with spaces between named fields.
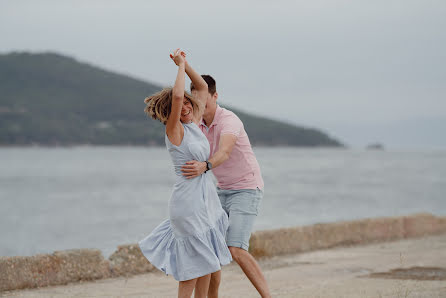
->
xmin=165 ymin=49 xmax=187 ymax=146
xmin=185 ymin=61 xmax=208 ymax=122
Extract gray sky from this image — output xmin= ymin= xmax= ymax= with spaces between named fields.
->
xmin=1 ymin=0 xmax=445 ymax=149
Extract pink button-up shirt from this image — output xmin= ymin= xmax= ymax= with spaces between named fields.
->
xmin=200 ymin=105 xmax=264 ymax=190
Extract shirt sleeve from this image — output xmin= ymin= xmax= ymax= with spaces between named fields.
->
xmin=220 ymin=114 xmax=243 ymax=137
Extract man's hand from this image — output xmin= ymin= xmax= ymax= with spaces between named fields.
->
xmin=181 ymin=160 xmax=207 ymax=179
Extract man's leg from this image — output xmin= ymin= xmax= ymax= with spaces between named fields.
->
xmin=229 ymin=246 xmax=270 ymax=298
xmin=223 ymin=188 xmax=271 ymax=298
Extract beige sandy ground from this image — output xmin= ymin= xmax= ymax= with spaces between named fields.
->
xmin=2 ymin=234 xmax=446 ymax=298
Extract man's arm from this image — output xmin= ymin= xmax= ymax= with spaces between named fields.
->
xmin=181 ymin=134 xmax=237 ymax=179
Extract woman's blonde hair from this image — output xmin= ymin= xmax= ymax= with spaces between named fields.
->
xmin=144 ymin=88 xmax=203 ymax=125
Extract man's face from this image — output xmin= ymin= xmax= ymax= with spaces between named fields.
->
xmin=192 ymin=90 xmax=216 ymax=118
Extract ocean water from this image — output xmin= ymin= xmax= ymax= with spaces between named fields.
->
xmin=1 ymin=147 xmax=445 ymax=258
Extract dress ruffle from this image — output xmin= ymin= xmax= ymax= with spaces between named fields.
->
xmin=138 ymin=211 xmax=232 ymax=281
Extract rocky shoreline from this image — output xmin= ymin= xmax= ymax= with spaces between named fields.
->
xmin=1 ymin=213 xmax=445 ymax=293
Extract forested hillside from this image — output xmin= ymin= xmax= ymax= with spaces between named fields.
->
xmin=0 ymin=52 xmax=343 ymax=147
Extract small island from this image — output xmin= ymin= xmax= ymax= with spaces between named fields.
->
xmin=366 ymin=143 xmax=385 ymax=150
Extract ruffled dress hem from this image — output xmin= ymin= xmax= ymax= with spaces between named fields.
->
xmin=138 ymin=211 xmax=232 ymax=281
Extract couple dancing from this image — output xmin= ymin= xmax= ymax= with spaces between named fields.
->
xmin=138 ymin=49 xmax=270 ymax=298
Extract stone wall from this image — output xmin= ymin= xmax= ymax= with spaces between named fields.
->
xmin=248 ymin=213 xmax=446 ymax=258
xmin=0 ymin=249 xmax=110 ymax=292
xmin=108 ymin=244 xmax=154 ymax=276
xmin=1 ymin=213 xmax=445 ymax=292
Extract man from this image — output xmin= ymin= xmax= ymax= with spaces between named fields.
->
xmin=181 ymin=75 xmax=271 ymax=298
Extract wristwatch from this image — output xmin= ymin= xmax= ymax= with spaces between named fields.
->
xmin=205 ymin=160 xmax=213 ymax=173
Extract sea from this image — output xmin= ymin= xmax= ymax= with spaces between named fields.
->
xmin=1 ymin=147 xmax=445 ymax=258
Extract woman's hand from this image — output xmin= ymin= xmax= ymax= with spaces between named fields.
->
xmin=170 ymin=48 xmax=187 ymax=66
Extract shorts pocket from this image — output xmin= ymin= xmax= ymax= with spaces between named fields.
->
xmin=250 ymin=195 xmax=262 ymax=215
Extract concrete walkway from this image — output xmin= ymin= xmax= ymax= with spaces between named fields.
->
xmin=3 ymin=234 xmax=446 ymax=298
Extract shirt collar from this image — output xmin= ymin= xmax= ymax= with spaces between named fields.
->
xmin=200 ymin=105 xmax=223 ymax=129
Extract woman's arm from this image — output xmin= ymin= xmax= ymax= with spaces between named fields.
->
xmin=165 ymin=49 xmax=186 ymax=146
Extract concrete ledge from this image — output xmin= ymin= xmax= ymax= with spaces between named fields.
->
xmin=0 ymin=249 xmax=110 ymax=292
xmin=1 ymin=213 xmax=446 ymax=292
xmin=109 ymin=244 xmax=154 ymax=277
xmin=249 ymin=213 xmax=446 ymax=258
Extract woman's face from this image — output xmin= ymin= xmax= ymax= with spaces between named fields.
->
xmin=180 ymin=98 xmax=194 ymax=123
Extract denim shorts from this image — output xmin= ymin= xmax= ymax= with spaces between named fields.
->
xmin=217 ymin=187 xmax=263 ymax=251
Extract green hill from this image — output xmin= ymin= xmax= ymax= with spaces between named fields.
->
xmin=0 ymin=52 xmax=343 ymax=147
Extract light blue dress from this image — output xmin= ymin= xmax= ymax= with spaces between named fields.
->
xmin=138 ymin=122 xmax=232 ymax=281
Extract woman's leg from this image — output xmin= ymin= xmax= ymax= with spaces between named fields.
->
xmin=178 ymin=278 xmax=198 ymax=298
xmin=194 ymin=274 xmax=211 ymax=298
xmin=208 ymin=270 xmax=221 ymax=298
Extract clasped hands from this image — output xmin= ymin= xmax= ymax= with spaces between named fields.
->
xmin=181 ymin=160 xmax=207 ymax=179
xmin=169 ymin=48 xmax=187 ymax=66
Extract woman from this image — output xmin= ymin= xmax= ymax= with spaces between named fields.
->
xmin=138 ymin=49 xmax=232 ymax=298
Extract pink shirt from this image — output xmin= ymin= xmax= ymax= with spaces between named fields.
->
xmin=200 ymin=105 xmax=264 ymax=190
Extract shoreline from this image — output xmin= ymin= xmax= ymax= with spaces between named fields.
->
xmin=1 ymin=213 xmax=446 ymax=293
xmin=0 ymin=144 xmax=345 ymax=149
xmin=1 ymin=146 xmax=445 ymax=154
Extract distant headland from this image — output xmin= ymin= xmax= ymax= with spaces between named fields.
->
xmin=0 ymin=52 xmax=343 ymax=147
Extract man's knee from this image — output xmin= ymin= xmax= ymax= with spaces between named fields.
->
xmin=228 ymin=246 xmax=247 ymax=263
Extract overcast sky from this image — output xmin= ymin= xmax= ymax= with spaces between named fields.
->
xmin=1 ymin=0 xmax=445 ymax=149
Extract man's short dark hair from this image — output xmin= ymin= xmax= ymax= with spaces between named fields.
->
xmin=190 ymin=75 xmax=216 ymax=95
